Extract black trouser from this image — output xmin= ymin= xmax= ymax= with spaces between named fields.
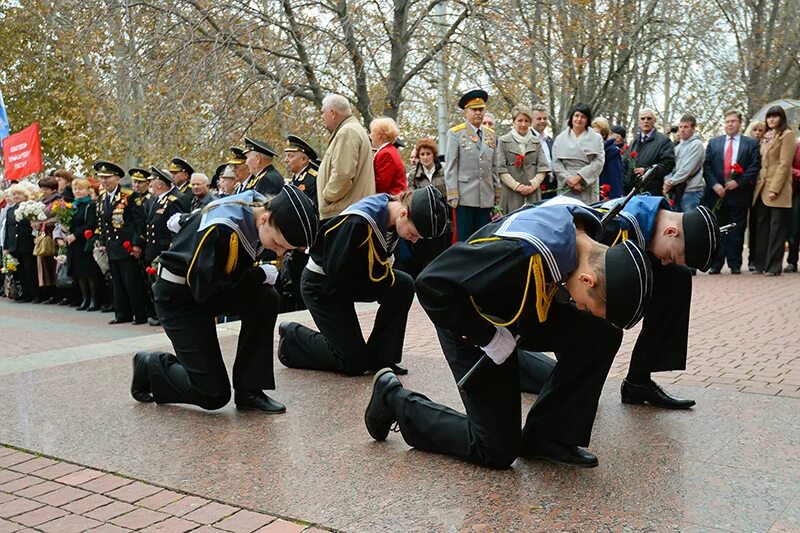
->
xmin=17 ymin=252 xmax=39 ymax=301
xmin=519 ymin=262 xmax=692 ymax=394
xmin=711 ymin=204 xmax=748 ymax=270
xmin=393 ymin=302 xmax=622 ymax=469
xmin=279 ymin=268 xmax=414 ymax=375
xmin=145 ymin=276 xmax=279 ymax=410
xmin=109 ymin=257 xmax=147 ymax=321
xmin=785 ymin=190 xmax=800 ymax=267
xmin=288 ymin=251 xmax=309 ymax=311
xmin=754 ymin=199 xmax=790 ymax=274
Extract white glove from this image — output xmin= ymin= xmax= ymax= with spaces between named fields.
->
xmin=481 ymin=326 xmax=517 ymax=365
xmin=259 ymin=263 xmax=279 ymax=285
xmin=166 ymin=213 xmax=183 ymax=233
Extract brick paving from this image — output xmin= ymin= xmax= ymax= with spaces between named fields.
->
xmin=0 ymin=448 xmax=332 ymax=533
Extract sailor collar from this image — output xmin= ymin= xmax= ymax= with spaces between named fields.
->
xmin=340 ymin=194 xmax=396 ymax=255
xmin=198 ymin=190 xmax=265 ymax=259
xmin=600 ymin=195 xmax=670 ymax=249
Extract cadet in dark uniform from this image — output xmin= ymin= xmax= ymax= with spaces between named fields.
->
xmin=169 ymin=158 xmax=194 ymax=211
xmin=94 ymin=160 xmax=148 ymax=325
xmin=241 ymin=137 xmax=284 ymax=196
xmin=129 ymin=168 xmax=153 ymax=212
xmin=364 ymin=202 xmax=654 ymax=468
xmin=280 ymin=135 xmax=319 ymax=310
xmin=277 ymin=187 xmax=449 ymax=376
xmin=130 ymin=186 xmax=318 ymax=412
xmin=517 ymin=196 xmax=720 ymax=409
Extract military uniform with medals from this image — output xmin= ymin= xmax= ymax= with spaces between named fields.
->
xmin=95 ymin=161 xmax=148 ymax=324
xmin=241 ymin=137 xmax=284 ymax=196
xmin=169 ymin=158 xmax=194 ymax=211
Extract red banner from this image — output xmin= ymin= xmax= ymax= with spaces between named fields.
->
xmin=2 ymin=122 xmax=43 ymax=181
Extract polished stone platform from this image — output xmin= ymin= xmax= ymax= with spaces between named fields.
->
xmin=0 ymin=325 xmax=798 ymax=532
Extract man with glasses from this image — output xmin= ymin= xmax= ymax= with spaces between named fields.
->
xmin=626 ymin=109 xmax=675 ymax=196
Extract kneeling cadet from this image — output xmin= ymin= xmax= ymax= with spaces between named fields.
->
xmin=365 ymin=201 xmax=654 ymax=468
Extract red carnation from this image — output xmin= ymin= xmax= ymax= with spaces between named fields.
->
xmin=514 ymin=154 xmax=525 ymax=167
xmin=623 ymin=144 xmax=630 ymax=150
xmin=84 ymin=229 xmax=94 ymax=239
xmin=122 ymin=240 xmax=132 ymax=249
xmin=600 ymin=184 xmax=611 ymax=200
xmin=145 ymin=266 xmax=157 ymax=275
xmin=668 ymin=198 xmax=676 ymax=207
xmin=732 ymin=163 xmax=744 ymax=174
xmin=629 ymin=151 xmax=638 ymax=159
xmin=540 ymin=183 xmax=547 ymax=191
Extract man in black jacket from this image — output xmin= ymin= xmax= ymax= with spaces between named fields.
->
xmin=626 ymin=109 xmax=676 ymax=196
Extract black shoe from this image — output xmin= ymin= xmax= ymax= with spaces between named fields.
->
xmin=748 ymin=265 xmax=756 ymax=272
xmin=784 ymin=264 xmax=797 ymax=273
xmin=523 ymin=438 xmax=598 ymax=468
xmin=708 ymin=268 xmax=721 ymax=275
xmin=109 ymin=317 xmax=132 ymax=325
xmin=131 ymin=352 xmax=154 ymax=403
xmin=58 ymin=298 xmax=72 ymax=306
xmin=765 ymin=271 xmax=780 ymax=277
xmin=77 ymin=300 xmax=90 ymax=311
xmin=730 ymin=268 xmax=741 ymax=275
xmin=277 ymin=322 xmax=291 ymax=366
xmin=753 ymin=269 xmax=763 ymax=275
xmin=101 ymin=304 xmax=114 ymax=313
xmin=388 ymin=363 xmax=408 ymax=376
xmin=43 ymin=297 xmax=59 ymax=305
xmin=132 ymin=318 xmax=148 ymax=325
xmin=147 ymin=317 xmax=160 ymax=326
xmin=85 ymin=302 xmax=98 ymax=312
xmin=365 ymin=368 xmax=402 ymax=441
xmin=234 ymin=390 xmax=286 ymax=413
xmin=620 ymin=379 xmax=695 ymax=409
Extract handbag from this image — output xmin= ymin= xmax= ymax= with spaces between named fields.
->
xmin=56 ymin=260 xmax=74 ymax=288
xmin=33 ymin=234 xmax=57 ymax=257
xmin=93 ymin=246 xmax=110 ymax=274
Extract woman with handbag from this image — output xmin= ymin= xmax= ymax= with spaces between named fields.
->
xmin=65 ymin=179 xmax=103 ymax=310
xmin=35 ymin=177 xmax=62 ymax=303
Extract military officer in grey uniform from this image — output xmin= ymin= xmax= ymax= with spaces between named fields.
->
xmin=445 ymin=89 xmax=499 ymax=241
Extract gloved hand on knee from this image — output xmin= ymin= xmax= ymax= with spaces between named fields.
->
xmin=481 ymin=326 xmax=517 ymax=365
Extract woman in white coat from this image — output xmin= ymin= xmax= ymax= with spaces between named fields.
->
xmin=552 ymin=102 xmax=605 ymax=203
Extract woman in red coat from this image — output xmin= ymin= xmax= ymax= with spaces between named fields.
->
xmin=370 ymin=116 xmax=407 ymax=195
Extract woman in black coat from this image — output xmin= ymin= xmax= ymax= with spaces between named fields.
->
xmin=65 ymin=179 xmax=103 ymax=310
xmin=3 ymin=185 xmax=39 ymax=302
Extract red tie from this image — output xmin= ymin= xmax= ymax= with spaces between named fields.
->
xmin=723 ymin=137 xmax=733 ymax=178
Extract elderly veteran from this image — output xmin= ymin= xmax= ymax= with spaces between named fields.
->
xmin=131 ymin=186 xmax=318 ymax=413
xmin=517 ymin=195 xmax=720 ymax=410
xmin=365 ymin=200 xmax=653 ymax=469
xmin=241 ymin=137 xmax=284 ymax=196
xmin=278 ymin=187 xmax=449 ymax=377
xmin=284 ymin=135 xmax=319 ymax=203
xmin=495 ymin=104 xmax=550 ymax=214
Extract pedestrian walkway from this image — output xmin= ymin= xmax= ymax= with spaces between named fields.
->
xmin=0 ymin=446 xmax=329 ymax=532
xmin=0 ymin=269 xmax=799 ymax=532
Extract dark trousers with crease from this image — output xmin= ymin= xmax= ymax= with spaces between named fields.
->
xmin=393 ymin=302 xmax=622 ymax=469
xmin=145 ymin=276 xmax=278 ymax=410
xmin=109 ymin=257 xmax=147 ymax=321
xmin=711 ymin=204 xmax=748 ymax=270
xmin=519 ymin=261 xmax=692 ymax=394
xmin=754 ymin=199 xmax=790 ymax=274
xmin=279 ymin=268 xmax=414 ymax=375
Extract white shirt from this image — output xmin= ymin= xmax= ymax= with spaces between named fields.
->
xmin=422 ymin=164 xmax=436 ymax=181
xmin=533 ymin=129 xmax=553 ymax=170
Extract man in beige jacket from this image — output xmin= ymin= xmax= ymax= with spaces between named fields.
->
xmin=317 ymin=94 xmax=375 ymax=220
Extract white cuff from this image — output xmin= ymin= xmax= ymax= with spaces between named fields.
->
xmin=259 ymin=264 xmax=279 ymax=285
xmin=166 ymin=213 xmax=182 ymax=233
xmin=481 ymin=326 xmax=517 ymax=365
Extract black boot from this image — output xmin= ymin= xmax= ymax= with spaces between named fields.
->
xmin=131 ymin=352 xmax=154 ymax=403
xmin=364 ymin=368 xmax=402 ymax=441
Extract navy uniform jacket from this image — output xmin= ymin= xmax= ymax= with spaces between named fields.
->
xmin=595 ymin=195 xmax=669 ymax=249
xmin=246 ymin=165 xmax=284 ymax=196
xmin=703 ymin=135 xmax=761 ymax=208
xmin=416 ymin=203 xmax=601 ymax=347
xmin=144 ymin=188 xmax=186 ymax=264
xmin=96 ymin=187 xmax=146 ymax=261
xmin=291 ymin=165 xmax=318 ymax=205
xmin=306 ymin=194 xmax=398 ymax=297
xmin=159 ymin=193 xmax=266 ymax=307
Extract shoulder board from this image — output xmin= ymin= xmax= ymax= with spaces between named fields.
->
xmin=99 ymin=191 xmax=107 ymax=198
xmin=307 ymin=168 xmax=318 ymax=177
xmin=167 ymin=195 xmax=178 ymax=202
xmin=450 ymin=123 xmax=467 ymax=133
xmin=121 ymin=188 xmax=133 ymax=195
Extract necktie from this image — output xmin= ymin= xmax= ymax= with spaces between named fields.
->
xmin=477 ymin=129 xmax=482 ymax=142
xmin=723 ymin=137 xmax=733 ymax=178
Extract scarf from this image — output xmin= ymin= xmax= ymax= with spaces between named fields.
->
xmin=72 ymin=195 xmax=92 ymax=212
xmin=511 ymin=129 xmax=533 ymax=152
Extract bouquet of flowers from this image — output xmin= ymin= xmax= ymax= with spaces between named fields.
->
xmin=1 ymin=255 xmax=19 ymax=274
xmin=51 ymin=200 xmax=75 ymax=230
xmin=14 ymin=200 xmax=47 ymax=223
xmin=490 ymin=205 xmax=504 ymax=222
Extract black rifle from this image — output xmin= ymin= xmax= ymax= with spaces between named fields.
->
xmin=456 ymin=165 xmax=661 ymax=395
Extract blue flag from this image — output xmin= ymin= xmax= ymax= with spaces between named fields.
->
xmin=0 ymin=90 xmax=9 ymax=141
